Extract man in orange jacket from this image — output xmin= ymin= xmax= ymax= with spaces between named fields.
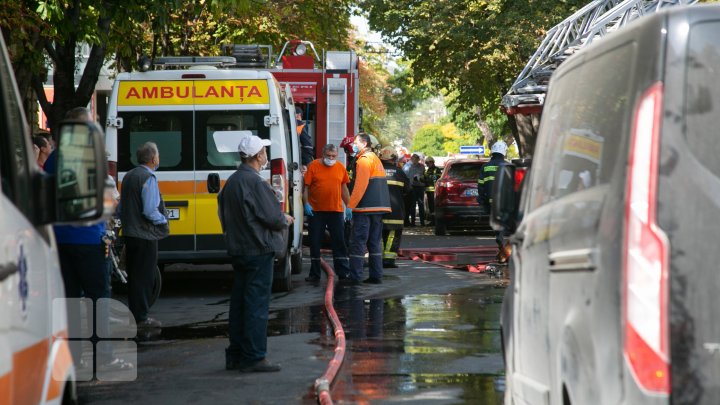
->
xmin=347 ymin=133 xmax=391 ymax=284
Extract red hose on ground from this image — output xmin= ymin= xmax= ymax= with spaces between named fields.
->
xmin=314 ymin=258 xmax=346 ymax=405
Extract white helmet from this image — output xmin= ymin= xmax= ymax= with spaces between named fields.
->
xmin=491 ymin=140 xmax=508 ymax=156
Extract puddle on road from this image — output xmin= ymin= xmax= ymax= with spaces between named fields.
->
xmin=271 ymin=285 xmax=506 ymax=404
xmin=156 ymin=285 xmax=506 ymax=404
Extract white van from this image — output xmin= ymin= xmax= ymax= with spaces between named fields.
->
xmin=0 ymin=33 xmax=109 ymax=404
xmin=105 ymin=59 xmax=304 ymax=291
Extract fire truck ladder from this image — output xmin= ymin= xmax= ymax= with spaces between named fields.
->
xmin=501 ymin=0 xmax=698 ymax=112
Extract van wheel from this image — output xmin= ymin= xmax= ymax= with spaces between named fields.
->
xmin=149 ymin=265 xmax=162 ymax=307
xmin=291 ymin=250 xmax=303 ymax=275
xmin=272 ymin=255 xmax=292 ymax=292
xmin=434 ymin=222 xmax=446 ymax=236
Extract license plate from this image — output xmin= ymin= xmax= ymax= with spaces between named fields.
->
xmin=464 ymin=188 xmax=478 ymax=196
xmin=166 ymin=208 xmax=180 ymax=220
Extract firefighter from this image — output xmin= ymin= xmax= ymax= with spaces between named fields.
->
xmin=379 ymin=146 xmax=411 ymax=268
xmin=423 ymin=156 xmax=442 ymax=226
xmin=477 ymin=140 xmax=510 ymax=261
xmin=296 ymin=106 xmax=314 ymax=171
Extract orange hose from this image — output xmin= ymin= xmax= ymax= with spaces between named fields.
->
xmin=314 ymin=259 xmax=346 ymax=405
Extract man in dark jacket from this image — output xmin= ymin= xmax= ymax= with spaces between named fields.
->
xmin=423 ymin=156 xmax=442 ymax=226
xmin=218 ymin=135 xmax=294 ymax=373
xmin=120 ymin=142 xmax=169 ymax=328
xmin=379 ymin=146 xmax=410 ymax=268
xmin=296 ymin=106 xmax=314 ymax=171
xmin=478 ymin=140 xmax=509 ymax=256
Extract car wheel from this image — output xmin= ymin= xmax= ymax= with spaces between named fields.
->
xmin=434 ymin=221 xmax=446 ymax=236
xmin=272 ymin=254 xmax=292 ymax=292
xmin=291 ymin=250 xmax=303 ymax=275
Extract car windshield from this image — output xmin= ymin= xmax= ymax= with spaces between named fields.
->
xmin=447 ymin=163 xmax=483 ymax=181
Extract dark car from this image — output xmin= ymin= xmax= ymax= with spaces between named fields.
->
xmin=433 ymin=159 xmax=488 ymax=235
xmin=492 ymin=5 xmax=720 ymax=405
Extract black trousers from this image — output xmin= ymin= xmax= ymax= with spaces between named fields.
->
xmin=425 ymin=191 xmax=435 ymax=220
xmin=124 ymin=236 xmax=158 ymax=323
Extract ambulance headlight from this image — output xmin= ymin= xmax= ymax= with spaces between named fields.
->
xmin=138 ymin=55 xmax=152 ymax=72
xmin=294 ymin=43 xmax=307 ymax=56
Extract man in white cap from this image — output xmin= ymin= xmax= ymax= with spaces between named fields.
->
xmin=218 ymin=135 xmax=294 ymax=373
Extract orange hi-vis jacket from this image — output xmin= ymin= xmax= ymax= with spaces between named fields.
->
xmin=348 ymin=149 xmax=391 ymax=213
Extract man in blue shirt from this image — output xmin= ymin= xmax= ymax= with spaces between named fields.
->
xmin=52 ymin=106 xmax=133 ymax=373
xmin=120 ymin=142 xmax=169 ymax=329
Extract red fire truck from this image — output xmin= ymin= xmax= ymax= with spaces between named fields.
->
xmin=226 ymin=40 xmax=361 ymax=163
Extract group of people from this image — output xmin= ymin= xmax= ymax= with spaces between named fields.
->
xmin=402 ymin=153 xmax=441 ymax=226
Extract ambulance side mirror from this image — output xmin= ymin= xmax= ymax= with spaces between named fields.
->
xmin=54 ymin=121 xmax=108 ymax=223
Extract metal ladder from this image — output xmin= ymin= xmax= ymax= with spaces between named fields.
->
xmin=502 ymin=0 xmax=697 ymax=111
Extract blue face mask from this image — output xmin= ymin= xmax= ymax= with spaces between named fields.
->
xmin=352 ymin=144 xmax=360 ymax=154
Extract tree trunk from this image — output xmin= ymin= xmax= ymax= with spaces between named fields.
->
xmin=474 ymin=107 xmax=495 ymax=146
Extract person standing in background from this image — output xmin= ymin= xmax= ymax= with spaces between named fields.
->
xmin=347 ymin=133 xmax=391 ymax=284
xmin=296 ymin=106 xmax=314 ymax=172
xmin=218 ymin=135 xmax=294 ymax=372
xmin=423 ymin=157 xmax=442 ymax=226
xmin=379 ymin=147 xmax=410 ymax=268
xmin=120 ymin=142 xmax=169 ymax=329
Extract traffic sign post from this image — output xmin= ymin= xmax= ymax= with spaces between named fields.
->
xmin=459 ymin=145 xmax=485 ymax=155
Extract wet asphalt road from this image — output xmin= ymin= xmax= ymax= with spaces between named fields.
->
xmin=78 ymin=228 xmax=506 ymax=404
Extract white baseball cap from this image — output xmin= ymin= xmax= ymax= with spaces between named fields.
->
xmin=238 ymin=135 xmax=271 ymax=157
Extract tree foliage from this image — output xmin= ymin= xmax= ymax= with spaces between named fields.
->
xmin=359 ymin=0 xmax=587 ymax=153
xmin=411 ymin=124 xmax=445 ymax=157
xmin=0 ymin=0 xmax=355 ymax=131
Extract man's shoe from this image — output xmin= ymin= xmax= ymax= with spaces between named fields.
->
xmin=383 ymin=261 xmax=398 ymax=268
xmin=304 ymin=275 xmax=320 ymax=282
xmin=339 ymin=278 xmax=361 ymax=286
xmin=239 ymin=359 xmax=281 ymax=373
xmin=137 ymin=317 xmax=162 ymax=329
xmin=363 ymin=277 xmax=382 ymax=285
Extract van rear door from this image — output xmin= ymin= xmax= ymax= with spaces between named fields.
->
xmin=661 ymin=15 xmax=720 ymax=402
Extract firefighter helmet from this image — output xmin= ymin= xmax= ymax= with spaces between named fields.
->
xmin=425 ymin=156 xmax=435 ymax=164
xmin=491 ymin=140 xmax=508 ymax=156
xmin=379 ymin=146 xmax=398 ymax=161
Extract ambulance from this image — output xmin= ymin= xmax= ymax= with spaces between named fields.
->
xmin=0 ymin=33 xmax=109 ymax=404
xmin=105 ymin=60 xmax=304 ymax=291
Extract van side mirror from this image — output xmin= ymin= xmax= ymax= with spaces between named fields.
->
xmin=490 ymin=164 xmax=519 ymax=233
xmin=55 ymin=121 xmax=108 ymax=223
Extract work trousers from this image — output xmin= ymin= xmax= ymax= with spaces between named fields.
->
xmin=349 ymin=213 xmax=384 ymax=281
xmin=308 ymin=211 xmax=350 ymax=278
xmin=124 ymin=236 xmax=158 ymax=323
xmin=382 ymin=228 xmax=403 ymax=266
xmin=59 ymin=243 xmax=112 ymax=363
xmin=425 ymin=191 xmax=435 ymax=222
xmin=411 ymin=186 xmax=425 ymax=225
xmin=227 ymin=252 xmax=274 ymax=365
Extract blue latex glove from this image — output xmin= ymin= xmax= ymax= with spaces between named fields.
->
xmin=345 ymin=207 xmax=353 ymax=221
xmin=304 ymin=203 xmax=314 ymax=216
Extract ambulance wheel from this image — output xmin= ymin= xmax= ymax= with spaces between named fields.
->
xmin=272 ymin=255 xmax=293 ymax=292
xmin=291 ymin=250 xmax=303 ymax=274
xmin=149 ymin=265 xmax=162 ymax=307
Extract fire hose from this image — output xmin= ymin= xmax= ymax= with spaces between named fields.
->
xmin=314 ymin=258 xmax=346 ymax=405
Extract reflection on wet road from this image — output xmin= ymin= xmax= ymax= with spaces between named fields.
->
xmin=269 ymin=285 xmax=505 ymax=404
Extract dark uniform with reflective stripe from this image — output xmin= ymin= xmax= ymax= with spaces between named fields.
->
xmin=477 ymin=153 xmax=508 ymax=249
xmin=423 ymin=165 xmax=442 ymax=225
xmin=382 ymin=161 xmax=411 ymax=267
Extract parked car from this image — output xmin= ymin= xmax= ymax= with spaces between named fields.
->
xmin=433 ymin=159 xmax=488 ymax=235
xmin=492 ymin=5 xmax=720 ymax=405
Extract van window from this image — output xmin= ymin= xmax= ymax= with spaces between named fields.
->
xmin=544 ymin=43 xmax=633 ymax=199
xmin=117 ymin=112 xmax=193 ymax=171
xmin=0 ymin=48 xmax=32 ymax=217
xmin=195 ymin=110 xmax=271 ymax=170
xmin=685 ymin=21 xmax=720 ymax=178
